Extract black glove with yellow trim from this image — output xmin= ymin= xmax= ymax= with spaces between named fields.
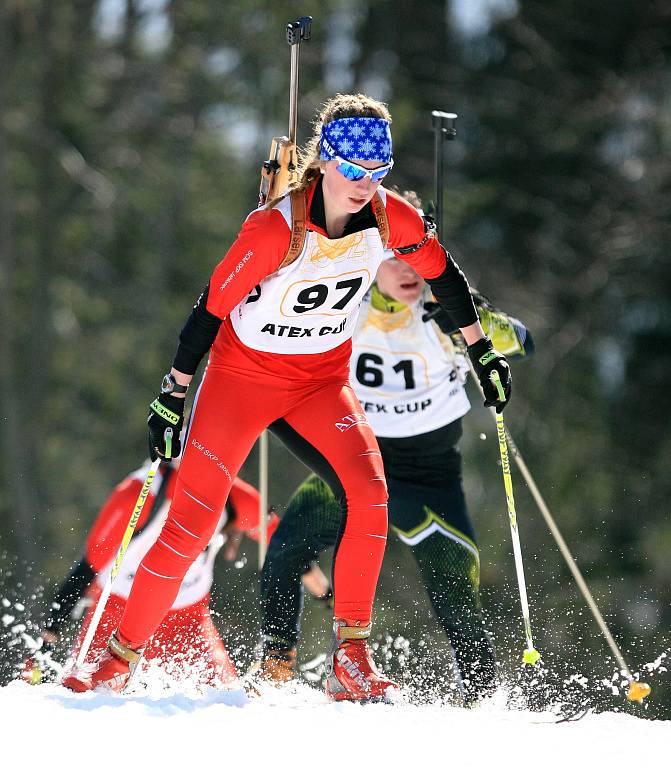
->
xmin=148 ymin=394 xmax=184 ymax=461
xmin=467 ymin=337 xmax=512 ymax=412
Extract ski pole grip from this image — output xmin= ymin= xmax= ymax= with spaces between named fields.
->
xmin=490 ymin=370 xmax=506 ymax=403
xmin=164 ymin=427 xmax=173 ymax=460
xmin=286 ymin=16 xmax=312 ymax=45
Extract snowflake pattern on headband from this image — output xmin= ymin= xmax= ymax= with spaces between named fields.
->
xmin=320 ymin=117 xmax=393 ymax=163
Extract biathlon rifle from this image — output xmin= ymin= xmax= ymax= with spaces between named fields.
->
xmin=258 ymin=16 xmax=312 ymax=206
xmin=256 ymin=16 xmax=312 ymax=569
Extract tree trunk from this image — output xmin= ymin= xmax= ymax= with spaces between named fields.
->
xmin=0 ymin=4 xmax=41 ymax=561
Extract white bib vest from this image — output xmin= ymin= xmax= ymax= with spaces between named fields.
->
xmin=230 ymin=194 xmax=390 ymax=355
xmin=350 ymin=291 xmax=471 ymax=437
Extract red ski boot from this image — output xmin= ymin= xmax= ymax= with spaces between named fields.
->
xmin=325 ymin=620 xmax=398 ymax=702
xmin=62 ymin=632 xmax=144 ymax=693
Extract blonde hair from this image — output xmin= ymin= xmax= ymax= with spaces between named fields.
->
xmin=287 ymin=93 xmax=392 ymax=200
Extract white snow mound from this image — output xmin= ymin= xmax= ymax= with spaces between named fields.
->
xmin=1 ymin=679 xmax=668 ymax=768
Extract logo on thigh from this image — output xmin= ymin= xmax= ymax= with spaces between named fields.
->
xmin=190 ymin=438 xmax=232 ymax=480
xmin=334 ymin=413 xmax=370 ymax=433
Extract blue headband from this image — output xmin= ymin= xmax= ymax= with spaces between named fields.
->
xmin=319 ymin=117 xmax=393 ymax=164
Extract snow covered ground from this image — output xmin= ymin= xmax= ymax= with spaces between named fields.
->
xmin=2 ymin=676 xmax=668 ymax=768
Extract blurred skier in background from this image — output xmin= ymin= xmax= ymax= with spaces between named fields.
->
xmin=24 ymin=459 xmax=278 ymax=688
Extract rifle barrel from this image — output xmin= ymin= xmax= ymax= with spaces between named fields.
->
xmin=431 ymin=110 xmax=457 ymax=242
xmin=289 ymin=43 xmax=299 ymax=144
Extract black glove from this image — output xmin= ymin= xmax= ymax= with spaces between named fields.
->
xmin=147 ymin=393 xmax=184 ymax=461
xmin=467 ymin=337 xmax=512 ymax=412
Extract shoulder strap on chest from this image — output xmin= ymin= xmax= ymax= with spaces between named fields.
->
xmin=370 ymin=191 xmax=389 ymax=247
xmin=278 ymin=190 xmax=308 ymax=270
xmin=278 ymin=189 xmax=388 ymax=270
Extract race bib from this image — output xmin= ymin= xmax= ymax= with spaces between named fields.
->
xmin=230 ymin=200 xmax=388 ymax=354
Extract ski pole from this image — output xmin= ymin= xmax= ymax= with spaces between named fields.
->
xmin=471 ymin=365 xmax=650 ymax=701
xmin=258 ymin=429 xmax=269 ymax=569
xmin=73 ymin=445 xmax=167 ymax=667
xmin=429 ymin=109 xmax=538 ymax=665
xmin=496 ymin=420 xmax=651 ymax=702
xmin=490 ymin=371 xmax=541 ymax=666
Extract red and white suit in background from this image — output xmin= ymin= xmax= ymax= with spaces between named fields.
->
xmin=62 ymin=464 xmax=277 ymax=686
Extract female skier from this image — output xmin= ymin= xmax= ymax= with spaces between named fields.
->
xmin=257 ymin=248 xmax=533 ymax=704
xmin=27 ymin=461 xmax=276 ymax=687
xmin=64 ymin=93 xmax=511 ymax=701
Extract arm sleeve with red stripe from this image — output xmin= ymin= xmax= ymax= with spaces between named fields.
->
xmin=228 ymin=477 xmax=280 ymax=541
xmin=385 ymin=190 xmax=478 ymax=328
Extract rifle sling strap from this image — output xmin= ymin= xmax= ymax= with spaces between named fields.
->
xmin=278 ymin=190 xmax=389 ymax=271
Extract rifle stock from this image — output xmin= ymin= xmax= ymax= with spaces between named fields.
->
xmin=260 ymin=136 xmax=298 ymax=204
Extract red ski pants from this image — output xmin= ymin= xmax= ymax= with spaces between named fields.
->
xmin=119 ymin=365 xmax=388 ymax=647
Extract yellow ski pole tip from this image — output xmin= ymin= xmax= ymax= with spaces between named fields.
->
xmin=523 ymin=648 xmax=541 ymax=665
xmin=626 ymin=681 xmax=651 ymax=703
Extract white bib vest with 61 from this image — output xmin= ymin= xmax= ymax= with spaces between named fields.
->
xmin=351 ymin=292 xmax=471 ymax=437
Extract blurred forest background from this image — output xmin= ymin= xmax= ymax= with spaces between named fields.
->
xmin=1 ymin=0 xmax=669 ymax=718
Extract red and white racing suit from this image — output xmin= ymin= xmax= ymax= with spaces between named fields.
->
xmin=116 ymin=179 xmax=478 ymax=649
xmin=70 ymin=466 xmax=275 ymax=685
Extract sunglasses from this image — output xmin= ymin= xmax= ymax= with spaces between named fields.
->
xmin=334 ymin=156 xmax=394 ymax=183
